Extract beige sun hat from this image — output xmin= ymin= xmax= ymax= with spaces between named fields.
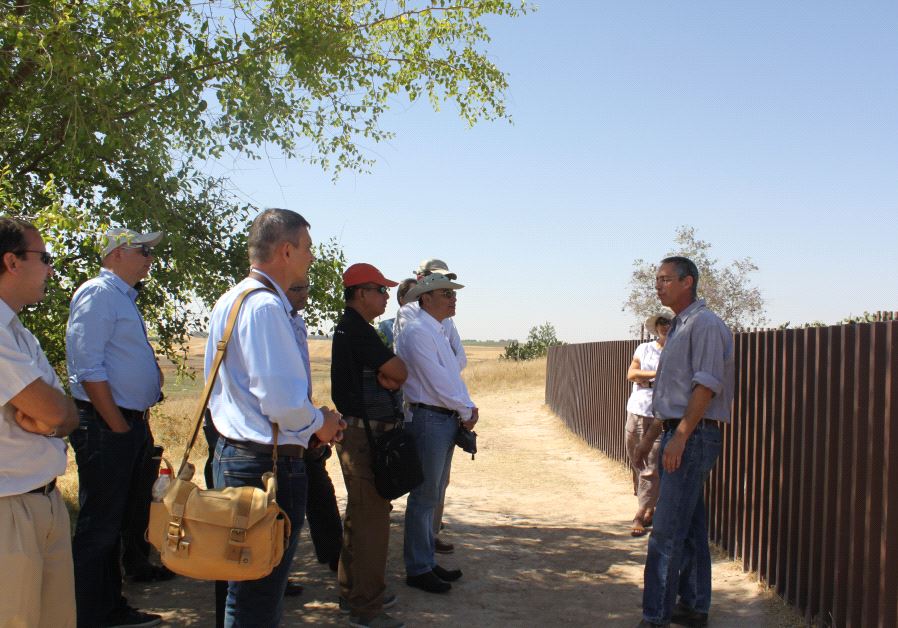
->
xmin=101 ymin=228 xmax=163 ymax=258
xmin=404 ymin=273 xmax=464 ymax=301
xmin=644 ymin=307 xmax=676 ymax=336
xmin=415 ymin=258 xmax=457 ymax=280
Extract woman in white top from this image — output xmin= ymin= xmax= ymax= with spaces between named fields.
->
xmin=625 ymin=308 xmax=674 ymax=537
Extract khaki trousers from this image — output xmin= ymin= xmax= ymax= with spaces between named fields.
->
xmin=0 ymin=488 xmax=75 ymax=628
xmin=336 ymin=426 xmax=392 ymax=620
xmin=625 ymin=412 xmax=662 ymax=510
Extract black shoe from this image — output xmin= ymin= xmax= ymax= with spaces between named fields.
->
xmin=101 ymin=605 xmax=162 ymax=627
xmin=432 ymin=564 xmax=462 ymax=582
xmin=125 ymin=564 xmax=176 ymax=583
xmin=284 ymin=578 xmax=304 ymax=597
xmin=671 ymin=602 xmax=708 ymax=627
xmin=406 ymin=571 xmax=451 ymax=593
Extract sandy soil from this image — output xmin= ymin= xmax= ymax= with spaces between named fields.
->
xmin=126 ymin=379 xmax=801 ymax=627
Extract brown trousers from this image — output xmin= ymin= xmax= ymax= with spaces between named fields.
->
xmin=336 ymin=425 xmax=393 ymax=620
xmin=625 ymin=412 xmax=662 ymax=510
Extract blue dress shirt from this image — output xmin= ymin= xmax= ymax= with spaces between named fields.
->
xmin=66 ymin=268 xmax=162 ymax=411
xmin=205 ymin=270 xmax=323 ymax=447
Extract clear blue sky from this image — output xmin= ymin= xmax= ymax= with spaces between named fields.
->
xmin=203 ymin=1 xmax=898 ymax=343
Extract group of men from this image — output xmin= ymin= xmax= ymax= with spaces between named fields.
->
xmin=0 ymin=210 xmax=733 ymax=628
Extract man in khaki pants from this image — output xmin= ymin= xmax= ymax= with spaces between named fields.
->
xmin=0 ymin=217 xmax=79 ymax=627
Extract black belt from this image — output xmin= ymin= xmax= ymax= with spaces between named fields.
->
xmin=75 ymin=399 xmax=148 ymax=421
xmin=27 ymin=479 xmax=57 ymax=495
xmin=661 ymin=418 xmax=721 ymax=433
xmin=344 ymin=416 xmax=397 ymax=433
xmin=409 ymin=403 xmax=458 ymax=417
xmin=222 ymin=437 xmax=306 ymax=458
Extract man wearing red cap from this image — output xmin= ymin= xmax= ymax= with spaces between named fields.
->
xmin=332 ymin=263 xmax=409 ymax=628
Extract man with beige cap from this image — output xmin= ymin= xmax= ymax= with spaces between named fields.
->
xmin=398 ymin=273 xmax=477 ymax=594
xmin=67 ymin=226 xmax=166 ymax=627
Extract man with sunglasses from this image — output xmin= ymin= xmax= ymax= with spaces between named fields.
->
xmin=67 ymin=227 xmax=167 ymax=628
xmin=0 ymin=217 xmax=80 ymax=627
xmin=397 ymin=273 xmax=475 ymax=595
xmin=331 ymin=263 xmax=408 ymax=628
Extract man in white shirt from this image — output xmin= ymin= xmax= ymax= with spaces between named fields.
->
xmin=397 ymin=273 xmax=478 ymax=594
xmin=0 ymin=217 xmax=79 ymax=627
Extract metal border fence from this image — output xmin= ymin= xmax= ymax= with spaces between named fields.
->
xmin=545 ymin=317 xmax=898 ymax=627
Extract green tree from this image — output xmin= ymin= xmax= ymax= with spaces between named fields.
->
xmin=623 ymin=226 xmax=766 ymax=333
xmin=1 ymin=0 xmax=527 ymax=370
xmin=502 ymin=322 xmax=563 ymax=361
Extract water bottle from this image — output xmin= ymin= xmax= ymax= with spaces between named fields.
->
xmin=152 ymin=467 xmax=172 ymax=501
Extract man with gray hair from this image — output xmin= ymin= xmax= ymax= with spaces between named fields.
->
xmin=206 ymin=208 xmax=344 ymax=627
xmin=634 ymin=256 xmax=734 ymax=628
xmin=0 ymin=217 xmax=79 ymax=627
xmin=68 ymin=226 xmax=167 ymax=627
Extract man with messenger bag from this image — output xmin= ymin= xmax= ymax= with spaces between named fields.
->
xmin=205 ymin=209 xmax=344 ymax=627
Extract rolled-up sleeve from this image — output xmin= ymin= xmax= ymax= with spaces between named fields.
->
xmin=241 ymin=303 xmax=323 ymax=435
xmin=66 ymin=286 xmax=115 ymax=384
xmin=690 ymin=318 xmax=727 ymax=396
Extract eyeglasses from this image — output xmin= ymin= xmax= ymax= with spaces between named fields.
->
xmin=125 ymin=244 xmax=154 ymax=257
xmin=15 ymin=250 xmax=53 ymax=265
xmin=436 ymin=289 xmax=456 ymax=299
xmin=656 ymin=319 xmax=671 ymax=327
xmin=361 ymin=285 xmax=389 ymax=295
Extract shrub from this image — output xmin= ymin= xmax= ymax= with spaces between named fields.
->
xmin=502 ymin=322 xmax=563 ymax=361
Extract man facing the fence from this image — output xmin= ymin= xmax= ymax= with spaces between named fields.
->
xmin=635 ymin=256 xmax=734 ymax=628
xmin=206 ymin=208 xmax=344 ymax=627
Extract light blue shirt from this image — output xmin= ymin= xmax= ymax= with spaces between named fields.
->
xmin=205 ymin=270 xmax=323 ymax=447
xmin=66 ymin=268 xmax=161 ymax=411
xmin=652 ymin=299 xmax=735 ymax=423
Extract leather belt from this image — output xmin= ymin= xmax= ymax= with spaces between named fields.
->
xmin=222 ymin=437 xmax=305 ymax=458
xmin=75 ymin=399 xmax=148 ymax=421
xmin=409 ymin=403 xmax=458 ymax=418
xmin=661 ymin=418 xmax=721 ymax=433
xmin=344 ymin=416 xmax=397 ymax=433
xmin=27 ymin=479 xmax=57 ymax=495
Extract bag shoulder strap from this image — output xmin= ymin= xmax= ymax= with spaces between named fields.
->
xmin=176 ymin=284 xmax=274 ymax=478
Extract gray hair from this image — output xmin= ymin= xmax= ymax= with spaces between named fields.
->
xmin=660 ymin=255 xmax=699 ymax=298
xmin=248 ymin=208 xmax=310 ymax=264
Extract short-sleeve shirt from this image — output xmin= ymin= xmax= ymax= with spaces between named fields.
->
xmin=626 ymin=341 xmax=662 ymax=416
xmin=0 ymin=298 xmax=68 ymax=497
xmin=331 ymin=307 xmax=398 ymax=422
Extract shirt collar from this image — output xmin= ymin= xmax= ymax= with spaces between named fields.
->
xmin=673 ymin=299 xmax=706 ymax=328
xmin=248 ymin=267 xmax=292 ymax=314
xmin=419 ymin=309 xmax=445 ymax=333
xmin=99 ymin=268 xmax=138 ymax=301
xmin=0 ymin=297 xmax=16 ymax=328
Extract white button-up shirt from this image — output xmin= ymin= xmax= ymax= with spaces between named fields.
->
xmin=0 ymin=298 xmax=68 ymax=496
xmin=393 ymin=301 xmax=467 ymax=371
xmin=397 ymin=309 xmax=473 ymax=420
xmin=204 ymin=271 xmax=322 ymax=447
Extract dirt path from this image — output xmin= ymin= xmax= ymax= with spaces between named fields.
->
xmin=128 ymin=383 xmax=800 ymax=626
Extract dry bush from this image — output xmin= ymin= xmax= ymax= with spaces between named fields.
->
xmin=463 ymin=356 xmax=546 ymax=396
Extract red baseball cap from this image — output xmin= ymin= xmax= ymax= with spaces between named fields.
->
xmin=342 ymin=263 xmax=399 ymax=288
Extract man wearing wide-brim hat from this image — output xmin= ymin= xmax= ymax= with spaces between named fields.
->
xmin=396 ymin=273 xmax=476 ymax=595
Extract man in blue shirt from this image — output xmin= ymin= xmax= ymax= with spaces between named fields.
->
xmin=634 ymin=256 xmax=735 ymax=628
xmin=206 ymin=209 xmax=344 ymax=627
xmin=67 ymin=227 xmax=166 ymax=628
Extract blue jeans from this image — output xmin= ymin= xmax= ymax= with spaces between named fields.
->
xmin=213 ymin=440 xmax=307 ymax=628
xmin=643 ymin=422 xmax=722 ymax=624
xmin=70 ymin=407 xmax=149 ymax=627
xmin=403 ymin=407 xmax=457 ymax=577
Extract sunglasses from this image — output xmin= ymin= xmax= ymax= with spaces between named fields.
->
xmin=126 ymin=244 xmax=155 ymax=257
xmin=436 ymin=289 xmax=456 ymax=298
xmin=289 ymin=285 xmax=310 ymax=293
xmin=656 ymin=319 xmax=671 ymax=326
xmin=16 ymin=249 xmax=53 ymax=265
xmin=361 ymin=285 xmax=389 ymax=295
